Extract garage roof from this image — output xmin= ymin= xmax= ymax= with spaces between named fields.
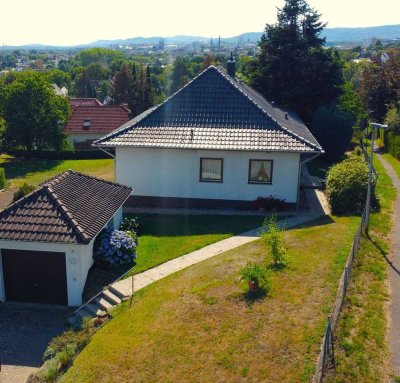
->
xmin=0 ymin=171 xmax=132 ymax=244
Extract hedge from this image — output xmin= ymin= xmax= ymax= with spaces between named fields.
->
xmin=6 ymin=149 xmax=114 ymax=160
xmin=0 ymin=168 xmax=5 ymax=190
xmin=378 ymin=129 xmax=400 ymax=160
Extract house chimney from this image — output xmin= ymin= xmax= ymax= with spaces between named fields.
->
xmin=284 ymin=112 xmax=288 ymax=120
xmin=227 ymin=52 xmax=235 ymax=77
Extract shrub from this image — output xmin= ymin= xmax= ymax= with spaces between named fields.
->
xmin=261 ymin=216 xmax=287 ymax=266
xmin=239 ymin=262 xmax=270 ymax=293
xmin=12 ymin=183 xmax=35 ymax=203
xmin=312 ymin=104 xmax=354 ymax=161
xmin=94 ymin=229 xmax=137 ymax=267
xmin=0 ymin=167 xmax=5 ymax=189
xmin=326 ymin=157 xmax=376 ymax=214
xmin=120 ymin=216 xmax=141 ymax=243
xmin=255 ymin=195 xmax=287 ymax=211
xmin=38 ymin=359 xmax=58 ymax=382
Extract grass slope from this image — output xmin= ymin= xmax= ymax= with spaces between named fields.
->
xmin=325 ymin=154 xmax=396 ymax=382
xmin=61 ymin=215 xmax=358 ymax=383
xmin=0 ymin=154 xmax=114 ymax=188
xmin=131 ymin=213 xmax=268 ymax=274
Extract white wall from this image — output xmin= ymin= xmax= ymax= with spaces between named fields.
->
xmin=0 ymin=241 xmax=93 ymax=307
xmin=116 ymin=147 xmax=300 ymax=203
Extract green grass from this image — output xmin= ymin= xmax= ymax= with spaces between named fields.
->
xmin=0 ymin=154 xmax=114 ymax=188
xmin=61 ymin=215 xmax=358 ymax=383
xmin=325 ymin=153 xmax=396 ymax=382
xmin=129 ymin=213 xmax=270 ymax=274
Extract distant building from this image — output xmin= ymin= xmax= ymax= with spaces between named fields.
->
xmin=52 ymin=84 xmax=68 ymax=97
xmin=64 ymin=99 xmax=130 ymax=149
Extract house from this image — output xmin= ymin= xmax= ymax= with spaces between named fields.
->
xmin=0 ymin=171 xmax=132 ymax=306
xmin=94 ymin=60 xmax=323 ymax=209
xmin=65 ymin=99 xmax=130 ymax=148
xmin=52 ymin=83 xmax=68 ymax=97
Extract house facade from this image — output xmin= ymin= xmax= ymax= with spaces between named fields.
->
xmin=65 ymin=99 xmax=130 ymax=148
xmin=95 ymin=62 xmax=323 ymax=209
xmin=0 ymin=171 xmax=131 ymax=306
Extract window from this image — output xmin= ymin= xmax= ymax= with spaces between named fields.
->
xmin=200 ymin=158 xmax=223 ymax=182
xmin=83 ymin=119 xmax=91 ymax=130
xmin=248 ymin=160 xmax=273 ymax=184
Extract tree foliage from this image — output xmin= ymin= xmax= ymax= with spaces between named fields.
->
xmin=312 ymin=104 xmax=354 ymax=161
xmin=0 ymin=71 xmax=71 ymax=150
xmin=169 ymin=56 xmax=192 ymax=95
xmin=253 ymin=0 xmax=343 ymax=122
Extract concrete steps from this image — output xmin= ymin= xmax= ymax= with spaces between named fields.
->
xmin=67 ymin=287 xmax=124 ymax=326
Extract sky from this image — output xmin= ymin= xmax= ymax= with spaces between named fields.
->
xmin=2 ymin=0 xmax=400 ymax=46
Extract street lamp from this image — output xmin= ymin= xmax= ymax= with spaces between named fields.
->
xmin=364 ymin=122 xmax=388 ymax=235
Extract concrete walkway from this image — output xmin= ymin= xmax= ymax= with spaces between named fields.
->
xmin=112 ymin=165 xmax=330 ymax=297
xmin=377 ymin=153 xmax=400 ymax=379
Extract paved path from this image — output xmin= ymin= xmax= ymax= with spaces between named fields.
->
xmin=0 ymin=303 xmax=68 ymax=383
xmin=113 ymin=165 xmax=330 ymax=297
xmin=377 ymin=153 xmax=400 ymax=378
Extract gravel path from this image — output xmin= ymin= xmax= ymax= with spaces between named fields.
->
xmin=376 ymin=153 xmax=400 ymax=379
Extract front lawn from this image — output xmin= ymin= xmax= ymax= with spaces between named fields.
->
xmin=61 ymin=215 xmax=358 ymax=383
xmin=129 ymin=213 xmax=269 ymax=274
xmin=0 ymin=154 xmax=114 ymax=188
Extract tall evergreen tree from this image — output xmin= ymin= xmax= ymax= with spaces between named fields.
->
xmin=253 ymin=0 xmax=343 ymax=122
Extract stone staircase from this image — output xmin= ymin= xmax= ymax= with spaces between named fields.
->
xmin=67 ymin=285 xmax=129 ymax=326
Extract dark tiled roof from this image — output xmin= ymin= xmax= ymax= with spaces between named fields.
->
xmin=0 ymin=171 xmax=132 ymax=244
xmin=65 ymin=105 xmax=130 ymax=135
xmin=95 ymin=65 xmax=323 ymax=153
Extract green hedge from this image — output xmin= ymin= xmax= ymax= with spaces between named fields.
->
xmin=0 ymin=168 xmax=5 ymax=190
xmin=6 ymin=149 xmax=114 ymax=160
xmin=379 ymin=129 xmax=400 ymax=160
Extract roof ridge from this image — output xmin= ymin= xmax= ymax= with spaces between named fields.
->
xmin=42 ymin=185 xmax=90 ymax=243
xmin=42 ymin=169 xmax=132 ymax=191
xmin=214 ymin=65 xmax=322 ymax=151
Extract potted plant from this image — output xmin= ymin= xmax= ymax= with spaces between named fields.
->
xmin=239 ymin=262 xmax=269 ymax=294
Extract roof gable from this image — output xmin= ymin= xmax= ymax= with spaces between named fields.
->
xmin=95 ymin=65 xmax=322 ymax=153
xmin=0 ymin=171 xmax=132 ymax=244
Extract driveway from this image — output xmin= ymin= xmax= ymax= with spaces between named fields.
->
xmin=0 ymin=303 xmax=68 ymax=383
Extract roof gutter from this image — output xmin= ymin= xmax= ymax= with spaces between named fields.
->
xmin=94 ymin=145 xmax=115 ymax=159
xmin=296 ymin=152 xmax=322 ymax=210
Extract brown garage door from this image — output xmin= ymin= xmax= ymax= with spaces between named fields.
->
xmin=1 ymin=249 xmax=68 ymax=305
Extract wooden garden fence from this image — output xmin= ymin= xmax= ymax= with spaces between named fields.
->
xmin=312 ymin=136 xmax=377 ymax=382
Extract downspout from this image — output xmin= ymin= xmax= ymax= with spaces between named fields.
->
xmin=296 ymin=152 xmax=322 ymax=210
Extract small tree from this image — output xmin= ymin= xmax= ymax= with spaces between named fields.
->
xmin=0 ymin=167 xmax=5 ymax=190
xmin=261 ymin=216 xmax=287 ymax=267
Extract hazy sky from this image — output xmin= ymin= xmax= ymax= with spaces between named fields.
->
xmin=2 ymin=0 xmax=400 ymax=46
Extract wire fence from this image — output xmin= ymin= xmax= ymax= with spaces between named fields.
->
xmin=312 ymin=137 xmax=375 ymax=382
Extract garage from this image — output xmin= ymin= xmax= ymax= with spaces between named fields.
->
xmin=0 ymin=170 xmax=132 ymax=306
xmin=1 ymin=249 xmax=67 ymax=305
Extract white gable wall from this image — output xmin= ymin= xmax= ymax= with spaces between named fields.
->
xmin=115 ymin=147 xmax=300 ymax=203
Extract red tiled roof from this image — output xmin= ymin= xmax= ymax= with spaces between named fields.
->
xmin=69 ymin=98 xmax=103 ymax=107
xmin=0 ymin=171 xmax=132 ymax=244
xmin=64 ymin=105 xmax=130 ymax=135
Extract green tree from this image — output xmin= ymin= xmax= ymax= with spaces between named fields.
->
xmin=338 ymin=82 xmax=366 ymax=122
xmin=385 ymin=105 xmax=400 ymax=131
xmin=253 ymin=0 xmax=343 ymax=122
xmin=44 ymin=69 xmax=71 ymax=88
xmin=112 ymin=63 xmax=134 ymax=104
xmin=0 ymin=71 xmax=71 ymax=151
xmin=169 ymin=56 xmax=192 ymax=95
xmin=312 ymin=104 xmax=354 ymax=161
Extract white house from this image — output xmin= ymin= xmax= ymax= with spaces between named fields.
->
xmin=95 ymin=60 xmax=323 ymax=209
xmin=0 ymin=171 xmax=132 ymax=306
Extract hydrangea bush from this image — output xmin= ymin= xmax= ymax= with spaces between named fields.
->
xmin=94 ymin=229 xmax=137 ymax=267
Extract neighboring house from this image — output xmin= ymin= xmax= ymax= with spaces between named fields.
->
xmin=64 ymin=99 xmax=130 ymax=149
xmin=52 ymin=83 xmax=68 ymax=97
xmin=0 ymin=171 xmax=132 ymax=306
xmin=95 ymin=60 xmax=323 ymax=209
